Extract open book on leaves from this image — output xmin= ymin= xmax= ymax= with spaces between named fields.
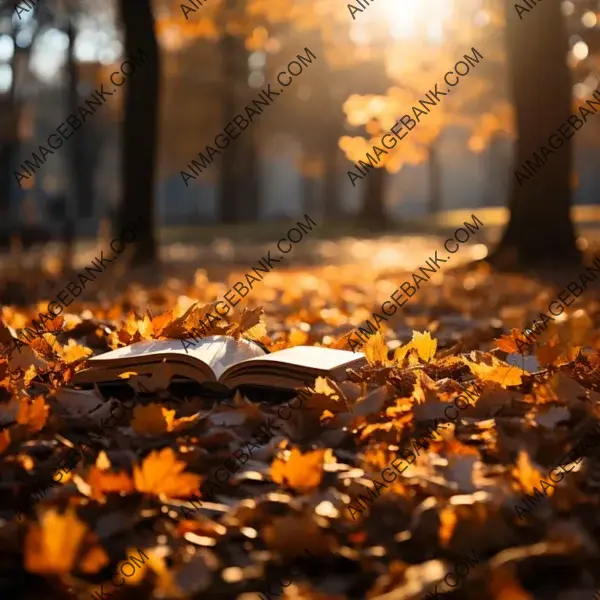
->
xmin=72 ymin=336 xmax=367 ymax=391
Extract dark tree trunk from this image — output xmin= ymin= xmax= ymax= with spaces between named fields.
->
xmin=322 ymin=125 xmax=342 ymax=221
xmin=358 ymin=166 xmax=387 ymax=230
xmin=118 ymin=0 xmax=159 ymax=266
xmin=427 ymin=139 xmax=442 ymax=215
xmin=67 ymin=20 xmax=95 ymax=219
xmin=491 ymin=0 xmax=580 ymax=269
xmin=61 ymin=19 xmax=81 ymax=271
xmin=0 ymin=24 xmax=21 ymax=231
xmin=218 ymin=6 xmax=259 ymax=224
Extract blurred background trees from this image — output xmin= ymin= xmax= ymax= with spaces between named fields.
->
xmin=0 ymin=0 xmax=599 ymax=274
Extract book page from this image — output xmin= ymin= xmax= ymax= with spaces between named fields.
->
xmin=232 ymin=345 xmax=365 ymax=371
xmin=88 ymin=336 xmax=266 ymax=379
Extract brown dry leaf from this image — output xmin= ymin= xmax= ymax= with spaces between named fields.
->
xmin=133 ymin=447 xmax=202 ymax=498
xmin=17 ymin=395 xmax=49 ymax=432
xmin=363 ymin=332 xmax=389 ymax=366
xmin=24 ymin=508 xmax=88 ymax=575
xmin=184 ymin=301 xmax=229 ymax=337
xmin=536 ymin=335 xmax=580 ymax=368
xmin=352 ymin=385 xmax=391 ymax=418
xmin=86 ymin=465 xmax=135 ymax=500
xmin=494 ymin=328 xmax=528 ymax=354
xmin=270 ymin=448 xmax=326 ymax=494
xmin=262 ymin=515 xmax=335 ymax=559
xmin=0 ymin=428 xmax=10 ymax=454
xmin=127 ymin=364 xmax=174 ymax=393
xmin=151 ymin=309 xmax=177 ymax=338
xmin=438 ymin=506 xmax=457 ymax=547
xmin=411 ymin=330 xmax=437 ymax=362
xmin=512 ymin=451 xmax=544 ymax=496
xmin=227 ymin=306 xmax=267 ymax=340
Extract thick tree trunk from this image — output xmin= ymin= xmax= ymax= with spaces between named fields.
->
xmin=358 ymin=166 xmax=387 ymax=230
xmin=218 ymin=6 xmax=259 ymax=224
xmin=490 ymin=0 xmax=580 ymax=269
xmin=427 ymin=139 xmax=442 ymax=215
xmin=118 ymin=0 xmax=159 ymax=266
xmin=0 ymin=25 xmax=21 ymax=236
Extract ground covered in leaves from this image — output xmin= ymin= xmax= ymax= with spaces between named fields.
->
xmin=1 ymin=250 xmax=600 ymax=600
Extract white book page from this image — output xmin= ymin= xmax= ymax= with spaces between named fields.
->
xmin=88 ymin=336 xmax=266 ymax=380
xmin=232 ymin=345 xmax=365 ymax=371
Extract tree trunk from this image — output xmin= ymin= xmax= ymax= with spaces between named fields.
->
xmin=118 ymin=0 xmax=159 ymax=266
xmin=358 ymin=166 xmax=387 ymax=230
xmin=0 ymin=24 xmax=21 ymax=237
xmin=218 ymin=19 xmax=260 ymax=225
xmin=491 ymin=0 xmax=580 ymax=269
xmin=427 ymin=138 xmax=442 ymax=215
xmin=322 ymin=125 xmax=342 ymax=221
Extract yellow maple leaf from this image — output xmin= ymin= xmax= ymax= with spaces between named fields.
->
xmin=24 ymin=508 xmax=88 ymax=575
xmin=411 ymin=330 xmax=437 ymax=362
xmin=270 ymin=448 xmax=326 ymax=494
xmin=133 ymin=447 xmax=202 ymax=498
xmin=462 ymin=357 xmax=523 ymax=388
xmin=363 ymin=332 xmax=389 ymax=365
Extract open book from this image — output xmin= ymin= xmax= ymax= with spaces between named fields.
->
xmin=72 ymin=336 xmax=367 ymax=391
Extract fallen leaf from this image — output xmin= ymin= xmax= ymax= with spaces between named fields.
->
xmin=270 ymin=448 xmax=326 ymax=494
xmin=24 ymin=508 xmax=88 ymax=575
xmin=133 ymin=447 xmax=202 ymax=498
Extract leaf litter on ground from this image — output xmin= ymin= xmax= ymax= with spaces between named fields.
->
xmin=1 ymin=258 xmax=600 ymax=598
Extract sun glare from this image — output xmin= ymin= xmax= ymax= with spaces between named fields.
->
xmin=351 ymin=0 xmax=455 ymax=44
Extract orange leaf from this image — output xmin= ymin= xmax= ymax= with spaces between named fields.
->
xmin=79 ymin=544 xmax=110 ymax=574
xmin=86 ymin=466 xmax=135 ymax=501
xmin=494 ymin=329 xmax=526 ymax=353
xmin=0 ymin=428 xmax=10 ymax=454
xmin=24 ymin=508 xmax=88 ymax=575
xmin=17 ymin=395 xmax=49 ymax=432
xmin=133 ymin=447 xmax=202 ymax=498
xmin=270 ymin=448 xmax=326 ymax=494
xmin=131 ymin=404 xmax=174 ymax=435
xmin=438 ymin=506 xmax=457 ymax=547
xmin=512 ymin=451 xmax=544 ymax=496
